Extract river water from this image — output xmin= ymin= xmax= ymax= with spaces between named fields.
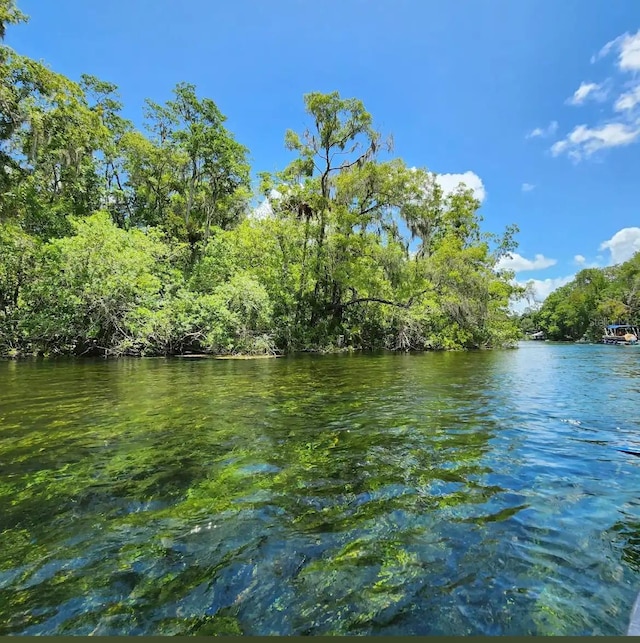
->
xmin=0 ymin=342 xmax=639 ymax=635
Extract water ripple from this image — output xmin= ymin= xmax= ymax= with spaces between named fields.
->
xmin=0 ymin=344 xmax=639 ymax=634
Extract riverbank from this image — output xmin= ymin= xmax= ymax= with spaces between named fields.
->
xmin=0 ymin=342 xmax=520 ymax=361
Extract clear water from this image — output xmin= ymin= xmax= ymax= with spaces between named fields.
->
xmin=1 ymin=342 xmax=639 ymax=635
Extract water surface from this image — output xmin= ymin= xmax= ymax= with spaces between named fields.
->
xmin=1 ymin=343 xmax=639 ymax=635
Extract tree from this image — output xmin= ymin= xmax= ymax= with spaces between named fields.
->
xmin=536 ymin=253 xmax=640 ymax=341
xmin=20 ymin=212 xmax=175 ymax=355
xmin=0 ymin=1 xmax=523 ymax=356
xmin=80 ymin=74 xmax=134 ymax=228
xmin=126 ymin=83 xmax=250 ymax=249
xmin=0 ymin=52 xmax=113 ymax=238
xmin=0 ymin=0 xmax=26 ymax=42
xmin=259 ymin=91 xmax=520 ymax=349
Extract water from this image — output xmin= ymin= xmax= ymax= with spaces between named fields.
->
xmin=0 ymin=342 xmax=639 ymax=635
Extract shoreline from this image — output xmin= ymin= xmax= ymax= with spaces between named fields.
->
xmin=0 ymin=344 xmax=519 ymax=361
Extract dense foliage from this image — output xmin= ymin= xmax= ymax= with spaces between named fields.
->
xmin=518 ymin=254 xmax=640 ymax=341
xmin=0 ymin=2 xmax=521 ymax=357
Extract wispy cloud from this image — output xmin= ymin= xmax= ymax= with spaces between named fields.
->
xmin=496 ymin=252 xmax=557 ymax=273
xmin=526 ymin=121 xmax=558 ymax=139
xmin=614 ymin=83 xmax=640 ymax=112
xmin=551 ymin=122 xmax=640 ymax=161
xmin=550 ymin=29 xmax=640 ymax=161
xmin=566 ymin=81 xmax=608 ymax=106
xmin=521 ymin=182 xmax=535 ymax=192
xmin=592 ymin=29 xmax=640 ymax=71
xmin=574 ymin=254 xmax=586 ymax=266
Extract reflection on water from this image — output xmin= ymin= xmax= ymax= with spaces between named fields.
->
xmin=0 ymin=342 xmax=639 ymax=634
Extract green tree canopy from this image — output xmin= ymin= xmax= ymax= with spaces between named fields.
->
xmin=0 ymin=4 xmax=523 ymax=356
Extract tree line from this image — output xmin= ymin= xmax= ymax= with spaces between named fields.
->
xmin=0 ymin=1 xmax=522 ymax=357
xmin=518 ymin=253 xmax=640 ymax=342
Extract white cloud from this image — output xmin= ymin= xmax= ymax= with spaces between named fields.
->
xmin=594 ymin=30 xmax=640 ymax=72
xmin=435 ymin=171 xmax=486 ymax=203
xmin=572 ymin=255 xmax=602 ymax=269
xmin=528 ymin=276 xmax=574 ymax=300
xmin=496 ymin=252 xmax=557 ymax=273
xmin=548 ymin=30 xmax=640 ymax=163
xmin=526 ymin=121 xmax=558 ymax=139
xmin=250 ymin=189 xmax=282 ymax=220
xmin=619 ymin=31 xmax=640 ymax=71
xmin=614 ymin=83 xmax=640 ymax=112
xmin=567 ymin=81 xmax=608 ymax=105
xmin=251 ymin=199 xmax=273 ymax=219
xmin=550 ymin=122 xmax=640 ymax=160
xmin=510 ymin=274 xmax=575 ymax=313
xmin=521 ymin=182 xmax=535 ymax=192
xmin=599 ymin=227 xmax=640 ymax=264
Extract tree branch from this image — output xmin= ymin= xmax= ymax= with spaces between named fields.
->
xmin=335 ymin=297 xmax=409 ymax=310
xmin=333 ymin=287 xmax=432 ymax=311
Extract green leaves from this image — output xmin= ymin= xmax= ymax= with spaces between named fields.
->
xmin=0 ymin=50 xmax=113 ymax=237
xmin=532 ymin=252 xmax=640 ymax=341
xmin=0 ymin=0 xmax=27 ymax=41
xmin=303 ymin=91 xmax=377 ymax=156
xmin=0 ymin=11 xmax=521 ymax=357
xmin=131 ymin=83 xmax=251 ymax=246
xmin=20 ymin=212 xmax=171 ymax=355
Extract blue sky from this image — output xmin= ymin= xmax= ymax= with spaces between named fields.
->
xmin=7 ymin=0 xmax=640 ymax=305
